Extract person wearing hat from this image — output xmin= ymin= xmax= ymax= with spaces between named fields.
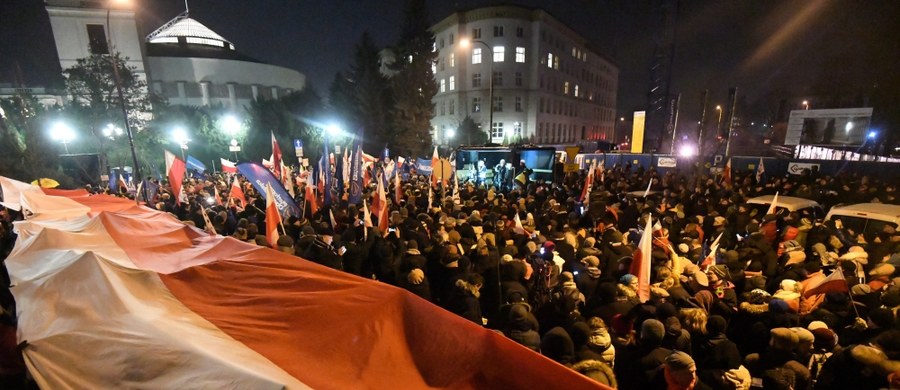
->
xmin=694 ymin=315 xmax=742 ymax=389
xmin=616 ymin=319 xmax=673 ymax=389
xmin=815 ymin=329 xmax=900 ymax=389
xmin=707 ymin=265 xmax=737 ymax=307
xmin=397 ymin=268 xmax=431 ymax=302
xmin=744 ymin=327 xmax=810 ymax=389
xmin=868 ymin=263 xmax=896 ymax=292
xmin=840 ymin=245 xmax=870 ymax=286
xmin=576 ymin=256 xmax=602 ymax=300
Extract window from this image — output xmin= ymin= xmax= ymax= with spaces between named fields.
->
xmin=564 ymin=81 xmax=570 ymax=95
xmin=493 ymin=96 xmax=503 ymax=112
xmin=539 ymin=98 xmax=545 ymax=113
xmin=440 ymin=101 xmax=445 ymax=115
xmin=440 ymin=79 xmax=446 ymax=92
xmin=491 ymin=122 xmax=504 ymax=140
xmin=473 ymin=48 xmax=482 ymax=64
xmin=547 ymin=53 xmax=553 ymax=68
xmin=86 ymin=24 xmax=109 ymax=54
xmin=516 ymin=26 xmax=524 ymax=37
xmin=494 ymin=26 xmax=504 ymax=37
xmin=515 ymin=72 xmax=523 ymax=86
xmin=440 ymin=38 xmax=445 ymax=49
xmin=574 ymin=84 xmax=579 ymax=97
xmin=554 ymin=56 xmax=559 ymax=69
xmin=513 ymin=122 xmax=523 ymax=137
xmin=473 ymin=28 xmax=481 ymax=39
xmin=439 ymin=58 xmax=445 ymax=71
xmin=449 ymin=99 xmax=455 ymax=115
xmin=473 ymin=73 xmax=482 ymax=87
xmin=431 ymin=61 xmax=436 ymax=74
xmin=515 ymin=47 xmax=525 ymax=63
xmin=449 ymin=33 xmax=454 ymax=44
xmin=449 ymin=76 xmax=455 ymax=91
xmin=572 ymin=47 xmax=577 ymax=57
xmin=450 ymin=53 xmax=455 ymax=67
xmin=493 ymin=71 xmax=503 ymax=86
xmin=493 ymin=46 xmax=505 ymax=62
xmin=515 ymin=96 xmax=523 ymax=112
xmin=473 ymin=97 xmax=481 ymax=112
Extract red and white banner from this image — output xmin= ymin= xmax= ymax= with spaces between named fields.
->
xmin=2 ymin=176 xmax=605 ymax=389
xmin=221 ymin=158 xmax=237 ymax=173
xmin=630 ymin=217 xmax=653 ymax=303
xmin=165 ymin=150 xmax=186 ymax=205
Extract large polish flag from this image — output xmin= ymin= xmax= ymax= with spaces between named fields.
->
xmin=1 ymin=176 xmax=607 ymax=389
xmin=629 ymin=217 xmax=654 ymax=303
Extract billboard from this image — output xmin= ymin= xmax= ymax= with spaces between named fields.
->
xmin=631 ymin=111 xmax=646 ymax=153
xmin=784 ymin=107 xmax=873 ymax=146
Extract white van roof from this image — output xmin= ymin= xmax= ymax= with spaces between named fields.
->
xmin=826 ymin=203 xmax=900 ymax=225
xmin=747 ymin=195 xmax=821 ymax=212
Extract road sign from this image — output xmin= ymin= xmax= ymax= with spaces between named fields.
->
xmin=565 ymin=146 xmax=580 ymax=162
xmin=564 ymin=163 xmax=580 ymax=173
xmin=293 ymin=139 xmax=303 ymax=157
xmin=229 ymin=145 xmax=241 ymax=152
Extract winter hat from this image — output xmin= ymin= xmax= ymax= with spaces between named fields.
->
xmin=811 ymin=328 xmax=838 ymax=350
xmin=883 ymin=291 xmax=900 ymax=308
xmin=571 ymin=360 xmax=617 ymax=387
xmin=748 ymin=275 xmax=767 ymax=291
xmin=851 ymin=284 xmax=872 ymax=296
xmin=540 ymin=327 xmax=576 ymax=364
xmin=769 ymin=299 xmax=790 ymax=313
xmin=807 ymin=321 xmax=829 ymax=331
xmin=665 ymin=351 xmax=697 ymax=387
xmin=663 ymin=317 xmax=683 ymax=336
xmin=840 ymin=245 xmax=868 ymax=261
xmin=677 ymin=243 xmax=690 ymax=254
xmin=709 ymin=265 xmax=728 ymax=281
xmin=746 ymin=223 xmax=760 ymax=234
xmin=780 ymin=279 xmax=801 ymax=293
xmin=501 ymin=254 xmax=514 ymax=262
xmin=640 ymin=319 xmax=666 ymax=344
xmin=782 ymin=240 xmax=803 ymax=252
xmin=790 ymin=327 xmax=815 ymax=346
xmin=560 ymin=271 xmax=575 ymax=284
xmin=870 ymin=263 xmax=896 ymax=277
xmin=713 ymin=216 xmax=727 ymax=227
xmin=785 ymin=251 xmax=807 ymax=266
xmin=770 ymin=328 xmax=799 ymax=350
xmin=407 ymin=268 xmax=425 ymax=285
xmin=724 ymin=250 xmax=740 ymax=264
xmin=707 ymin=315 xmax=727 ymax=335
xmin=582 ymin=255 xmax=600 ymax=268
xmin=619 ymin=274 xmax=637 ymax=285
xmin=584 ymin=237 xmax=597 ymax=248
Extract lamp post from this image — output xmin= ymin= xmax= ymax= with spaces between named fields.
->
xmin=460 ymin=38 xmax=494 ymax=144
xmin=715 ymin=105 xmax=723 ymax=133
xmin=802 ymin=100 xmax=809 ymax=110
xmin=50 ymin=121 xmax=75 ymax=154
xmin=172 ymin=127 xmax=190 ymax=161
xmin=106 ymin=0 xmax=143 ymax=203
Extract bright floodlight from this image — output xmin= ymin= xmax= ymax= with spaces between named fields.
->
xmin=678 ymin=144 xmax=696 ymax=157
xmin=447 ymin=129 xmax=456 ymax=139
xmin=50 ymin=121 xmax=75 ymax=142
xmin=868 ymin=131 xmax=878 ymax=139
xmin=845 ymin=122 xmax=853 ymax=132
xmin=172 ymin=127 xmax=190 ymax=144
xmin=325 ymin=124 xmax=343 ymax=138
xmin=459 ymin=38 xmax=470 ymax=48
xmin=222 ymin=114 xmax=241 ymax=135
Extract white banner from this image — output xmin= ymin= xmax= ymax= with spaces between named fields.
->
xmin=787 ymin=162 xmax=820 ymax=175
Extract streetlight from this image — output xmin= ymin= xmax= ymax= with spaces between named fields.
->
xmin=715 ymin=105 xmax=723 ymax=132
xmin=102 ymin=123 xmax=123 ymax=139
xmin=802 ymin=100 xmax=809 ymax=110
xmin=106 ymin=0 xmax=143 ymax=204
xmin=172 ymin=126 xmax=190 ymax=161
xmin=50 ymin=121 xmax=76 ymax=154
xmin=460 ymin=38 xmax=494 ymax=144
xmin=446 ymin=128 xmax=456 ymax=145
xmin=221 ymin=114 xmax=241 ymax=136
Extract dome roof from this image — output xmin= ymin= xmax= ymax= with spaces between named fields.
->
xmin=146 ymin=14 xmax=234 ymax=50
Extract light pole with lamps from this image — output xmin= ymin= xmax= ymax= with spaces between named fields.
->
xmin=50 ymin=121 xmax=76 ymax=154
xmin=460 ymin=38 xmax=494 ymax=144
xmin=802 ymin=100 xmax=810 ymax=110
xmin=106 ymin=0 xmax=144 ymax=203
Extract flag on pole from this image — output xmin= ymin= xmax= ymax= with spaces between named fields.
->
xmin=756 ymin=158 xmax=765 ymax=184
xmin=803 ymin=267 xmax=849 ymax=298
xmin=513 ymin=213 xmax=525 ymax=235
xmin=361 ymin=199 xmax=371 ymax=241
xmin=229 ymin=178 xmax=247 ymax=208
xmin=323 ymin=137 xmax=333 ymax=205
xmin=349 ymin=138 xmax=363 ymax=204
xmin=642 ymin=180 xmax=653 ymax=198
xmin=117 ymin=173 xmax=128 ymax=192
xmin=271 ymin=131 xmax=283 ymax=180
xmin=186 ymin=155 xmax=207 ymax=174
xmin=135 ymin=180 xmax=144 ymax=202
xmin=264 ymin=183 xmax=281 ymax=248
xmin=722 ymin=158 xmax=732 ymax=186
xmin=213 ymin=187 xmax=223 ymax=206
xmin=199 ymin=205 xmax=216 ymax=235
xmin=579 ymin=160 xmax=594 ymax=202
xmin=221 ymin=158 xmax=237 ymax=174
xmin=372 ymin=173 xmax=386 ymax=218
xmin=329 ymin=209 xmax=338 ymax=230
xmin=431 ymin=146 xmax=440 ymax=187
xmin=700 ymin=232 xmax=724 ymax=268
xmin=305 ymin=172 xmax=318 ymax=216
xmin=766 ymin=192 xmax=780 ymax=216
xmin=629 ymin=217 xmax=654 ymax=303
xmin=164 ymin=150 xmax=186 ymax=205
xmin=281 ymin=163 xmax=294 ymax=198
xmin=394 ymin=168 xmax=402 ymax=205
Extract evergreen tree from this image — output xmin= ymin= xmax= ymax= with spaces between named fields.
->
xmin=0 ymin=93 xmax=64 ymax=183
xmin=389 ymin=0 xmax=437 ymax=157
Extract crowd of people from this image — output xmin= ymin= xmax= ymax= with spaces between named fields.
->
xmin=2 ymin=159 xmax=900 ymax=389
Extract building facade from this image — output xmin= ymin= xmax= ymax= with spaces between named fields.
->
xmin=431 ymin=6 xmax=618 ymax=146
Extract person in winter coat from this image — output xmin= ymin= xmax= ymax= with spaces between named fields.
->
xmin=540 ymin=326 xmax=576 ymax=365
xmin=575 ymin=255 xmax=602 ymax=301
xmin=503 ymin=303 xmax=541 ymax=351
xmin=446 ymin=273 xmax=485 ymax=325
xmin=694 ymin=315 xmax=743 ymax=389
xmin=398 ymin=268 xmax=431 ymax=302
xmin=815 ymin=329 xmax=900 ymax=389
xmin=571 ymin=359 xmax=617 ymax=388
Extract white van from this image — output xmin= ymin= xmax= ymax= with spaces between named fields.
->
xmin=825 ymin=203 xmax=900 ymax=237
xmin=747 ymin=195 xmax=825 ymax=219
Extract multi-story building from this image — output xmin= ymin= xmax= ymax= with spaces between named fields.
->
xmin=431 ymin=6 xmax=618 ymax=146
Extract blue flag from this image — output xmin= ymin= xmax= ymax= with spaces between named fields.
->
xmin=186 ymin=155 xmax=207 ymax=173
xmin=416 ymin=158 xmax=433 ymax=176
xmin=237 ymin=162 xmax=301 ymax=218
xmin=348 ymin=139 xmax=363 ymax=204
xmin=335 ymin=146 xmax=344 ymax=199
xmin=323 ymin=137 xmax=333 ymax=205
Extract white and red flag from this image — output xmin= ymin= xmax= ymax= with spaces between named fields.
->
xmin=271 ymin=131 xmax=283 ymax=180
xmin=629 ymin=217 xmax=654 ymax=303
xmin=803 ymin=267 xmax=849 ymax=298
xmin=264 ymin=182 xmax=281 ymax=248
xmin=164 ymin=150 xmax=186 ymax=205
xmin=229 ymin=178 xmax=247 ymax=208
xmin=221 ymin=158 xmax=237 ymax=174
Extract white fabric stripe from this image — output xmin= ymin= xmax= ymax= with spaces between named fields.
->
xmin=7 ymin=185 xmax=309 ymax=389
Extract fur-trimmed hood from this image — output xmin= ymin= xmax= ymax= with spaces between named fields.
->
xmin=455 ymin=279 xmax=481 ymax=298
xmin=739 ymin=302 xmax=770 ymax=315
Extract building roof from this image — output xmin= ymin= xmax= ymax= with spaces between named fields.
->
xmin=146 ymin=14 xmax=234 ymax=51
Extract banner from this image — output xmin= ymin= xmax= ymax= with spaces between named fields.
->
xmin=348 ymin=139 xmax=363 ymax=204
xmin=631 ymin=111 xmax=646 ymax=153
xmin=415 ymin=158 xmax=433 ymax=175
xmin=237 ymin=162 xmax=301 ymax=218
xmin=186 ymin=155 xmax=207 ymax=173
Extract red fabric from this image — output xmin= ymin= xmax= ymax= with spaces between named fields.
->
xmin=220 ymin=158 xmax=237 ymax=173
xmin=41 ymin=188 xmax=90 ymax=197
xmin=271 ymin=131 xmax=283 ymax=180
xmin=80 ymin=198 xmax=608 ymax=389
xmin=803 ymin=269 xmax=849 ymax=298
xmin=165 ymin=151 xmax=186 ymax=205
xmin=229 ymin=179 xmax=247 ymax=208
xmin=630 ymin=219 xmax=653 ymax=302
xmin=265 ymin=184 xmax=281 ymax=248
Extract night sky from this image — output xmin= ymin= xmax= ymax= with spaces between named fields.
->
xmin=4 ymin=0 xmax=899 ymax=123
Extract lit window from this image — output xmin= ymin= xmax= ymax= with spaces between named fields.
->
xmin=493 ymin=96 xmax=503 ymax=112
xmin=431 ymin=61 xmax=436 ymax=74
xmin=554 ymin=56 xmax=559 ymax=69
xmin=515 ymin=72 xmax=523 ymax=86
xmin=449 ymin=76 xmax=455 ymax=91
xmin=491 ymin=122 xmax=504 ymax=140
xmin=516 ymin=47 xmax=525 ymax=63
xmin=572 ymin=47 xmax=577 ymax=57
xmin=564 ymin=81 xmax=569 ymax=95
xmin=472 ymin=97 xmax=481 ymax=112
xmin=574 ymin=85 xmax=579 ymax=97
xmin=473 ymin=73 xmax=482 ymax=87
xmin=440 ymin=79 xmax=446 ymax=92
xmin=473 ymin=48 xmax=482 ymax=64
xmin=513 ymin=122 xmax=523 ymax=137
xmin=450 ymin=53 xmax=455 ymax=67
xmin=493 ymin=46 xmax=505 ymax=62
xmin=547 ymin=53 xmax=553 ymax=68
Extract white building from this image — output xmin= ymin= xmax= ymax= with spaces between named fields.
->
xmin=145 ymin=14 xmax=306 ymax=109
xmin=431 ymin=6 xmax=618 ymax=145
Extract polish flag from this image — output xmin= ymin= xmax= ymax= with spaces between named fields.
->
xmin=362 ymin=199 xmax=373 ymax=228
xmin=513 ymin=213 xmax=525 ymax=235
xmin=117 ymin=173 xmax=128 ymax=192
xmin=372 ymin=173 xmax=386 ymax=219
xmin=271 ymin=131 xmax=283 ymax=180
xmin=229 ymin=178 xmax=247 ymax=208
xmin=700 ymin=232 xmax=723 ymax=268
xmin=394 ymin=168 xmax=402 ymax=205
xmin=580 ymin=160 xmax=594 ymax=202
xmin=642 ymin=180 xmax=652 ymax=198
xmin=305 ymin=173 xmax=318 ymax=216
xmin=803 ymin=267 xmax=849 ymax=298
xmin=221 ymin=158 xmax=237 ymax=174
xmin=200 ymin=205 xmax=216 ymax=235
xmin=722 ymin=158 xmax=732 ymax=186
xmin=629 ymin=217 xmax=654 ymax=303
xmin=264 ymin=183 xmax=281 ymax=248
xmin=431 ymin=146 xmax=440 ymax=187
xmin=214 ymin=187 xmax=223 ymax=206
xmin=164 ymin=150 xmax=186 ymax=205
xmin=766 ymin=192 xmax=779 ymax=216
